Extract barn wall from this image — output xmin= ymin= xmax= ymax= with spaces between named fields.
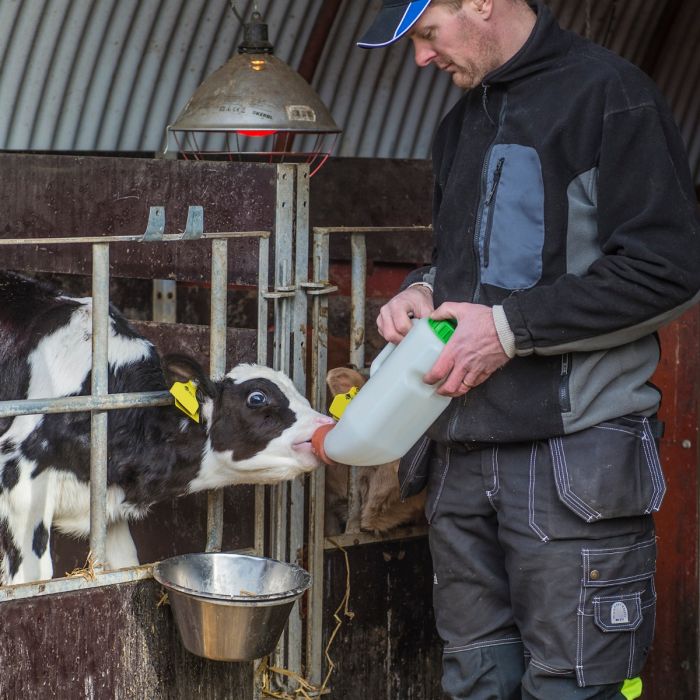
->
xmin=0 ymin=0 xmax=699 ymax=182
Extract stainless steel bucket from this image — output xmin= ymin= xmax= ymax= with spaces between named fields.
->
xmin=152 ymin=552 xmax=312 ymax=661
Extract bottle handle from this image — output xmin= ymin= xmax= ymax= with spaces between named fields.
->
xmin=370 ymin=319 xmax=421 ymax=377
xmin=370 ymin=341 xmax=395 ymax=377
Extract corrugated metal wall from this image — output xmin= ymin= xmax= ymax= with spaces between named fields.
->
xmin=0 ymin=0 xmax=698 ymax=182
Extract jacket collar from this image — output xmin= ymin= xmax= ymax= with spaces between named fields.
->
xmin=483 ymin=1 xmax=573 ymax=86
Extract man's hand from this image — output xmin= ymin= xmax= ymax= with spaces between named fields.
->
xmin=425 ymin=302 xmax=510 ymax=397
xmin=377 ymin=285 xmax=434 ymax=344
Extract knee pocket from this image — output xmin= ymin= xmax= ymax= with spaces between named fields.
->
xmin=576 ymin=537 xmax=657 ymax=686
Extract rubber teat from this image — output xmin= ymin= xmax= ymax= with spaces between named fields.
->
xmin=311 ymin=423 xmax=337 ymax=466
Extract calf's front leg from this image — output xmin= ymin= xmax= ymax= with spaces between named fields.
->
xmin=105 ymin=519 xmax=139 ymax=570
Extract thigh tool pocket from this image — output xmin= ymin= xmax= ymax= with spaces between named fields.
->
xmin=398 ymin=435 xmax=433 ymax=500
xmin=577 ymin=538 xmax=657 ymax=685
xmin=549 ymin=416 xmax=666 ymax=522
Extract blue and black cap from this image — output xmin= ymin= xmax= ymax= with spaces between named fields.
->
xmin=357 ymin=0 xmax=432 ymax=48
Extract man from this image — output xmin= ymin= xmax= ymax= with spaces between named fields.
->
xmin=358 ymin=1 xmax=700 ymax=698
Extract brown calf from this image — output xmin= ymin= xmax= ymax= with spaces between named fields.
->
xmin=324 ymin=367 xmax=426 ymax=536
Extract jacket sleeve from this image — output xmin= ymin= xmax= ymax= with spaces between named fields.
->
xmin=502 ymin=100 xmax=700 ymax=357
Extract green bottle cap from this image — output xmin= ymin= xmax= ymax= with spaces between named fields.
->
xmin=427 ymin=318 xmax=456 ymax=344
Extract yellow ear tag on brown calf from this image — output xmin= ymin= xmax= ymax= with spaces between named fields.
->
xmin=170 ymin=381 xmax=200 ymax=423
xmin=328 ymin=386 xmax=359 ymax=421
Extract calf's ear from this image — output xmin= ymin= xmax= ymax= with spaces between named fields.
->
xmin=162 ymin=354 xmax=216 ymax=398
xmin=326 ymin=366 xmax=366 ymax=395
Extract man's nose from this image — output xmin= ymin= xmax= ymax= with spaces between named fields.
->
xmin=413 ymin=41 xmax=436 ymax=68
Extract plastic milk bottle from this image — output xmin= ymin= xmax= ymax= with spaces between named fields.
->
xmin=311 ymin=317 xmax=455 ymax=466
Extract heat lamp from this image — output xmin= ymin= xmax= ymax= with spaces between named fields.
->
xmin=164 ymin=8 xmax=341 ymax=176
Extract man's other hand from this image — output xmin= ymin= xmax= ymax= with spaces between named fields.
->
xmin=377 ymin=285 xmax=434 ymax=344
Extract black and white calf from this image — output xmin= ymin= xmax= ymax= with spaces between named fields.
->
xmin=0 ymin=272 xmax=333 ymax=586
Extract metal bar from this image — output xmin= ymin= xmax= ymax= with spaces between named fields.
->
xmin=288 ymin=165 xmax=310 ymax=675
xmin=0 ymin=392 xmax=171 ymax=418
xmin=0 ymin=231 xmax=271 ymax=246
xmin=349 ymin=234 xmax=367 ymax=370
xmin=344 ymin=235 xmax=368 ymax=535
xmin=205 ymin=238 xmax=229 ymax=553
xmin=312 ymin=226 xmax=432 ymax=236
xmin=0 ymin=544 xmax=258 ymax=603
xmin=324 ymin=526 xmax=428 ymax=550
xmin=271 ymin=164 xmax=296 ymax=676
xmin=307 ymin=229 xmax=331 ymax=686
xmin=0 ymin=565 xmax=155 ymax=603
xmin=254 ymin=236 xmax=270 ymax=557
xmin=89 ymin=243 xmax=110 ymax=572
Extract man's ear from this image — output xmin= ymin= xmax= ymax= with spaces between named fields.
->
xmin=471 ymin=0 xmax=493 ymax=19
xmin=162 ymin=354 xmax=216 ymax=399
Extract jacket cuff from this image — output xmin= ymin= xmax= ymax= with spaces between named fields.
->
xmin=501 ymin=297 xmax=535 ymax=356
xmin=407 ymin=281 xmax=434 ymax=294
xmin=400 ymin=266 xmax=436 ymax=291
xmin=492 ymin=306 xmax=516 ymax=358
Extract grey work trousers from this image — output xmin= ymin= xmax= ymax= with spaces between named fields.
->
xmin=423 ymin=415 xmax=664 ymax=700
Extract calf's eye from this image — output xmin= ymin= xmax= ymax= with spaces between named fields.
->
xmin=246 ymin=390 xmax=269 ymax=408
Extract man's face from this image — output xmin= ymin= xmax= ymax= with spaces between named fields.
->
xmin=409 ymin=2 xmax=501 ymax=89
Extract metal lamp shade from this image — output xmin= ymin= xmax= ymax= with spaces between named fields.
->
xmin=170 ymin=53 xmax=340 ymax=135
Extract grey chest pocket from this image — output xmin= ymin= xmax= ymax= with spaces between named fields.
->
xmin=478 ymin=144 xmax=545 ymax=290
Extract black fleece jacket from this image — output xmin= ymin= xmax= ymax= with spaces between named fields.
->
xmin=410 ymin=1 xmax=700 ymax=443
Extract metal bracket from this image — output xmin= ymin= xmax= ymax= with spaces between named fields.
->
xmin=302 ymin=282 xmax=339 ymax=297
xmin=263 ymin=285 xmax=297 ymax=300
xmin=141 ymin=206 xmax=166 ymax=241
xmin=181 ymin=205 xmax=204 ymax=240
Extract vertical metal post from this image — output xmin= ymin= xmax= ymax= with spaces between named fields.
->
xmin=206 ymin=238 xmax=228 ymax=553
xmin=344 ymin=234 xmax=368 ymax=533
xmin=254 ymin=235 xmax=270 ymax=556
xmin=288 ymin=164 xmax=310 ymax=674
xmin=271 ymin=164 xmax=296 ymax=675
xmin=307 ymin=229 xmax=331 ymax=686
xmin=349 ymin=234 xmax=367 ymax=370
xmin=89 ymin=243 xmax=110 ymax=570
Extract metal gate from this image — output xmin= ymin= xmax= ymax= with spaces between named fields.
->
xmin=0 ymin=158 xmax=320 ymax=698
xmin=0 ymin=154 xmax=443 ymax=698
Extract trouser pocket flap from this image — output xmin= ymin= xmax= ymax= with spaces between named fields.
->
xmin=593 ymin=593 xmax=642 ymax=632
xmin=549 ymin=416 xmax=666 ymax=522
xmin=583 ymin=537 xmax=656 ymax=586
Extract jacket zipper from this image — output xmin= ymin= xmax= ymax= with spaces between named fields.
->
xmin=559 ymin=353 xmax=571 ymax=412
xmin=483 ymin=157 xmax=505 ymax=268
xmin=471 ymin=85 xmax=507 ymax=304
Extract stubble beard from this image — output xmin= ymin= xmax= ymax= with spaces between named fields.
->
xmin=448 ymin=14 xmax=502 ymax=89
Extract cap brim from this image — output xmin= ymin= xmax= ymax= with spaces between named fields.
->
xmin=357 ymin=0 xmax=431 ymax=48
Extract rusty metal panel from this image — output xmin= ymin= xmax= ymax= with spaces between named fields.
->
xmin=646 ymin=308 xmax=699 ymax=700
xmin=131 ymin=321 xmax=258 ymax=372
xmin=0 ymin=154 xmax=275 ymax=283
xmin=322 ymin=538 xmax=442 ymax=700
xmin=0 ymin=579 xmax=253 ymax=699
xmin=311 ymin=157 xmax=434 ymax=265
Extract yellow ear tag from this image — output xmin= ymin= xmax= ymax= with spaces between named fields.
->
xmin=329 ymin=386 xmax=359 ymax=420
xmin=170 ymin=381 xmax=200 ymax=423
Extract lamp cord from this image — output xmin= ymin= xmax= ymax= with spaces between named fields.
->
xmin=229 ymin=1 xmax=244 ymax=24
